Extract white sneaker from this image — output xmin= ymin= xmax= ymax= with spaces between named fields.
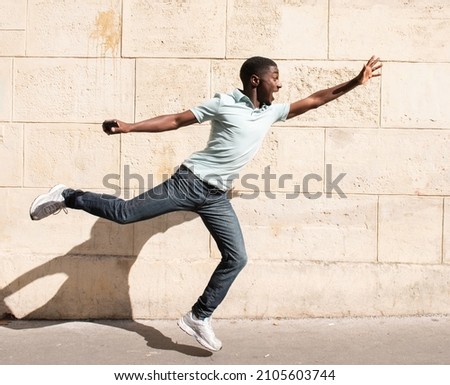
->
xmin=29 ymin=184 xmax=68 ymax=221
xmin=178 ymin=311 xmax=222 ymax=351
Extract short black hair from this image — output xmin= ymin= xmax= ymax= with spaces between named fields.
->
xmin=239 ymin=56 xmax=278 ymax=84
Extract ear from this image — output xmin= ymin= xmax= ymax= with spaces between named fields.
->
xmin=250 ymin=74 xmax=260 ymax=87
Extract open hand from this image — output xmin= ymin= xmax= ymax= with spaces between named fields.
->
xmin=357 ymin=56 xmax=382 ymax=85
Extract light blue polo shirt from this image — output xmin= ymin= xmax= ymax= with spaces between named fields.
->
xmin=183 ymin=89 xmax=290 ymax=191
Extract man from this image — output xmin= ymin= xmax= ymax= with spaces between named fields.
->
xmin=30 ymin=56 xmax=382 ymax=351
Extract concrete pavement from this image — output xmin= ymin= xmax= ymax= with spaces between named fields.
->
xmin=1 ymin=315 xmax=450 ymax=365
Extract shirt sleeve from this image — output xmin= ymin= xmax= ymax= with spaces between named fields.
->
xmin=274 ymin=103 xmax=290 ymax=122
xmin=190 ymin=93 xmax=222 ymax=124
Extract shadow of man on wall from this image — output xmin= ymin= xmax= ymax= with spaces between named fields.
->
xmin=0 ymin=212 xmax=212 ymax=358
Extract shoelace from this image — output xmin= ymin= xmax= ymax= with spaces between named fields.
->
xmin=42 ymin=202 xmax=68 ymax=216
xmin=54 ymin=207 xmax=69 ymax=215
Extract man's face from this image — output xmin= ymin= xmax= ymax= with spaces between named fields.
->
xmin=257 ymin=65 xmax=282 ymax=105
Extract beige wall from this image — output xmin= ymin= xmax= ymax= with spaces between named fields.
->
xmin=1 ymin=0 xmax=449 ymax=320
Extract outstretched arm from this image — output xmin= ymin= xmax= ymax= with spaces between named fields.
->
xmin=287 ymin=56 xmax=382 ymax=120
xmin=102 ymin=109 xmax=198 ymax=135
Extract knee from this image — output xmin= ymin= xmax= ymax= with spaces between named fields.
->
xmin=232 ymin=252 xmax=248 ymax=272
xmin=115 ymin=216 xmax=131 ymax=225
xmin=114 ymin=201 xmax=137 ymax=225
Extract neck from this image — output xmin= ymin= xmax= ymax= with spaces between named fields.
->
xmin=241 ymin=86 xmax=261 ymax=109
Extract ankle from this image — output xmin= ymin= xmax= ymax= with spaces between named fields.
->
xmin=192 ymin=312 xmax=204 ymax=321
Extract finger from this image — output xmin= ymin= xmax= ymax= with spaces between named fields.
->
xmin=368 ymin=56 xmax=381 ymax=68
xmin=367 ymin=55 xmax=376 ymax=65
xmin=372 ymin=64 xmax=383 ymax=72
xmin=370 ymin=58 xmax=381 ymax=67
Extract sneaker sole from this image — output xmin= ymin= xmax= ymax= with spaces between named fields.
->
xmin=29 ymin=184 xmax=67 ymax=220
xmin=177 ymin=317 xmax=221 ymax=352
xmin=29 ymin=194 xmax=49 ymax=220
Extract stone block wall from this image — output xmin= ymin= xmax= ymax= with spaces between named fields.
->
xmin=1 ymin=0 xmax=449 ymax=320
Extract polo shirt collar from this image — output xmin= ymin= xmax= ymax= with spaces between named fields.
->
xmin=232 ymin=89 xmax=269 ymax=110
xmin=232 ymin=89 xmax=251 ymax=104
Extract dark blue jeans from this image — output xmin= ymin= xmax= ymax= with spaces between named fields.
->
xmin=63 ymin=166 xmax=248 ymax=319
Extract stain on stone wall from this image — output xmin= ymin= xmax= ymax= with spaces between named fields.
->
xmin=90 ymin=10 xmax=121 ymax=56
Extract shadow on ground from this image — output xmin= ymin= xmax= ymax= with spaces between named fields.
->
xmin=1 ymin=211 xmax=212 ymax=358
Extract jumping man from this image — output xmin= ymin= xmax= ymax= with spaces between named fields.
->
xmin=30 ymin=56 xmax=382 ymax=351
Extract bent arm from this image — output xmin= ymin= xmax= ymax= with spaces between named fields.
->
xmin=103 ymin=110 xmax=198 ymax=135
xmin=287 ymin=56 xmax=382 ymax=120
